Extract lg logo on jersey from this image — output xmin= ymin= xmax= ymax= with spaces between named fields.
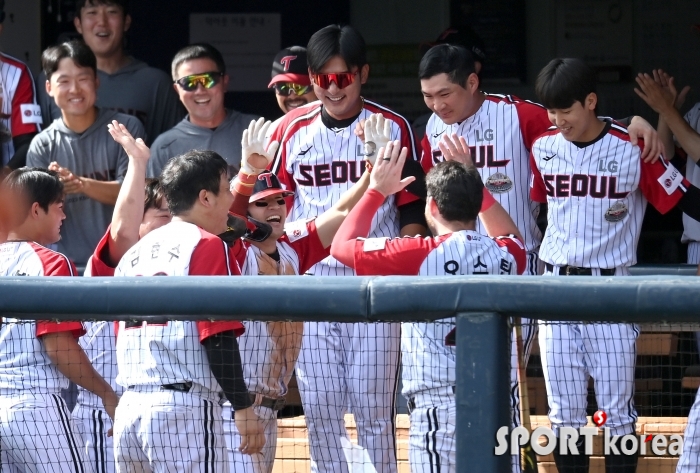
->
xmin=495 ymin=409 xmax=683 ymax=457
xmin=543 ymin=174 xmax=629 ymax=199
xmin=598 ymin=159 xmax=619 ymax=173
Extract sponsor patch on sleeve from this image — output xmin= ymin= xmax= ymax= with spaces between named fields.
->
xmin=362 ymin=237 xmax=388 ymax=252
xmin=20 ymin=104 xmax=42 ymax=125
xmin=284 ymin=219 xmax=310 ymax=242
xmin=657 ymin=164 xmax=683 ymax=195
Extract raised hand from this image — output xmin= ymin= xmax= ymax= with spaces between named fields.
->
xmin=107 ymin=120 xmax=150 ymax=165
xmin=439 ymin=133 xmax=473 ymax=166
xmin=369 ymin=140 xmax=415 ymax=197
xmin=49 ymin=161 xmax=83 ymax=194
xmin=361 ymin=113 xmax=393 ymax=165
xmin=241 ymin=117 xmax=279 ymax=175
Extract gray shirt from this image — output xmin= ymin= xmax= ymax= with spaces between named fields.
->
xmin=147 ymin=109 xmax=260 ymax=178
xmin=37 ymin=58 xmax=184 ymax=145
xmin=27 ymin=109 xmax=144 ymax=265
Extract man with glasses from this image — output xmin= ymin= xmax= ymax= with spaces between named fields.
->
xmin=147 ymin=43 xmax=259 ymax=178
xmin=265 ymin=46 xmax=318 ymax=143
xmin=269 ymin=24 xmax=427 ymax=473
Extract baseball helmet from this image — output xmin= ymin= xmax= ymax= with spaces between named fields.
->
xmin=250 ymin=172 xmax=294 ymax=203
xmin=269 ymin=46 xmax=310 ymax=88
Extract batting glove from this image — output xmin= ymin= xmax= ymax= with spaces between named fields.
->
xmin=363 ymin=113 xmax=393 ymax=165
xmin=241 ymin=117 xmax=280 ymax=175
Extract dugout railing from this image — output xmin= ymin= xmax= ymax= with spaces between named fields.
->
xmin=1 ymin=274 xmax=699 ymax=472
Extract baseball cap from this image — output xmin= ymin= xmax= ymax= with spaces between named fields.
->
xmin=421 ymin=27 xmax=486 ymax=63
xmin=250 ymin=172 xmax=294 ymax=203
xmin=269 ymin=46 xmax=310 ymax=88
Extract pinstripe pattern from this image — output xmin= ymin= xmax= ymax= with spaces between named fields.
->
xmin=681 ymin=103 xmax=700 ymax=243
xmin=532 ymin=120 xmax=687 ymax=268
xmin=91 ymin=408 xmax=106 ymax=473
xmin=677 ymin=387 xmax=700 ymax=472
xmin=52 ymin=394 xmax=85 ymax=473
xmin=0 ymin=53 xmax=41 ymax=165
xmin=424 ymin=95 xmax=546 ymax=252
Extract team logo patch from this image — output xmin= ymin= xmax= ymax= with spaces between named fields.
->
xmin=605 ymin=200 xmax=628 ymax=222
xmin=485 ymin=173 xmax=513 ymax=194
xmin=284 ymin=219 xmax=310 ymax=242
xmin=19 ymin=104 xmax=42 ymax=125
xmin=657 ymin=165 xmax=683 ymax=195
xmin=362 ymin=237 xmax=387 ymax=252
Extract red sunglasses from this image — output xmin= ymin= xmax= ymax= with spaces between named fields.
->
xmin=311 ymin=71 xmax=358 ymax=90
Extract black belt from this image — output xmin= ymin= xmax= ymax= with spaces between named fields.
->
xmin=128 ymin=382 xmax=192 ymax=393
xmin=250 ymin=393 xmax=286 ymax=411
xmin=407 ymin=386 xmax=455 ymax=414
xmin=545 ymin=263 xmax=615 ymax=276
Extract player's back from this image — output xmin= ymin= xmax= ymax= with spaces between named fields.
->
xmin=114 ymin=221 xmax=239 ymax=394
xmin=0 ymin=241 xmax=76 ymax=392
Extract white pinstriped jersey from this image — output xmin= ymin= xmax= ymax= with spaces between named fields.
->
xmin=0 ymin=53 xmax=41 ymax=165
xmin=681 ymin=102 xmax=700 ymax=242
xmin=233 ymin=219 xmax=327 ymax=398
xmin=531 ymin=120 xmax=689 ymax=268
xmin=420 ymin=94 xmax=551 ymax=252
xmin=270 ymin=99 xmax=420 ymax=276
xmin=114 ymin=221 xmax=243 ymax=392
xmin=352 ymin=231 xmax=525 ymax=396
xmin=0 ymin=241 xmax=83 ymax=393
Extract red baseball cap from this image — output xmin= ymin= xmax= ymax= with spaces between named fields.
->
xmin=268 ymin=46 xmax=311 ymax=88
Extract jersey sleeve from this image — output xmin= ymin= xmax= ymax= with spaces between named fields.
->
xmin=529 ymin=149 xmax=548 ymax=203
xmin=284 ymin=219 xmax=330 ymax=274
xmin=188 ymin=234 xmax=244 ymax=339
xmin=11 ymin=65 xmax=42 ymax=136
xmin=493 ymin=235 xmax=527 ymax=275
xmin=394 ymin=114 xmax=425 ymax=207
xmin=26 ymin=134 xmax=49 ymax=168
xmin=353 ymin=236 xmax=436 ymax=276
xmin=269 ymin=122 xmax=297 ymax=210
xmin=36 ymin=321 xmax=85 ymax=339
xmin=87 ymin=227 xmax=117 ymax=277
xmin=639 ymin=152 xmax=690 ymax=214
xmin=419 ymin=133 xmax=435 ymax=175
xmin=514 ymin=101 xmax=552 ymax=151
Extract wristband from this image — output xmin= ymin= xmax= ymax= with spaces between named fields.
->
xmin=237 ymin=171 xmax=257 ymax=185
xmin=233 ymin=179 xmax=255 ymax=196
xmin=481 ymin=187 xmax=496 ymax=212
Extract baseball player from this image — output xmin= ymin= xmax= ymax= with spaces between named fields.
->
xmin=36 ymin=0 xmax=184 ymax=144
xmin=0 ymin=167 xmax=119 ymax=473
xmin=633 ymin=70 xmax=700 ymax=473
xmin=417 ymin=44 xmax=666 ymax=472
xmin=74 ymin=120 xmax=170 ymax=473
xmin=223 ymin=118 xmax=371 ymax=473
xmin=147 ymin=43 xmax=260 ymax=178
xmin=530 ymin=58 xmax=700 ymax=473
xmin=27 ymin=40 xmax=145 ymax=267
xmin=113 ymin=149 xmax=264 ymax=473
xmin=329 ymin=141 xmax=525 ymax=473
xmin=269 ymin=24 xmax=427 ymax=473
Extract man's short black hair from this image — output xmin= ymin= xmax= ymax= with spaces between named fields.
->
xmin=76 ymin=0 xmax=129 ymax=16
xmin=4 ymin=168 xmax=64 ymax=214
xmin=418 ymin=44 xmax=476 ymax=88
xmin=307 ymin=25 xmax=367 ymax=73
xmin=159 ymin=150 xmax=227 ymax=216
xmin=171 ymin=43 xmax=226 ymax=79
xmin=426 ymin=161 xmax=483 ymax=223
xmin=535 ymin=58 xmax=596 ymax=110
xmin=42 ymin=40 xmax=97 ymax=79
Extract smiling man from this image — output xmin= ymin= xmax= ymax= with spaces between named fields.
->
xmin=269 ymin=24 xmax=427 ymax=473
xmin=36 ymin=0 xmax=183 ymax=145
xmin=27 ymin=40 xmax=144 ymax=266
xmin=147 ymin=43 xmax=260 ymax=179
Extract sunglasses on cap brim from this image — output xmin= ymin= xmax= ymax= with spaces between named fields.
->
xmin=273 ymin=83 xmax=312 ymax=96
xmin=174 ymin=71 xmax=224 ymax=91
xmin=311 ymin=71 xmax=358 ymax=90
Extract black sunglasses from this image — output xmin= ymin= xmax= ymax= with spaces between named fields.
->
xmin=254 ymin=199 xmax=286 ymax=207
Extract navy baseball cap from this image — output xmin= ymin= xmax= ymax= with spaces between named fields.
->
xmin=250 ymin=172 xmax=294 ymax=203
xmin=269 ymin=46 xmax=310 ymax=88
